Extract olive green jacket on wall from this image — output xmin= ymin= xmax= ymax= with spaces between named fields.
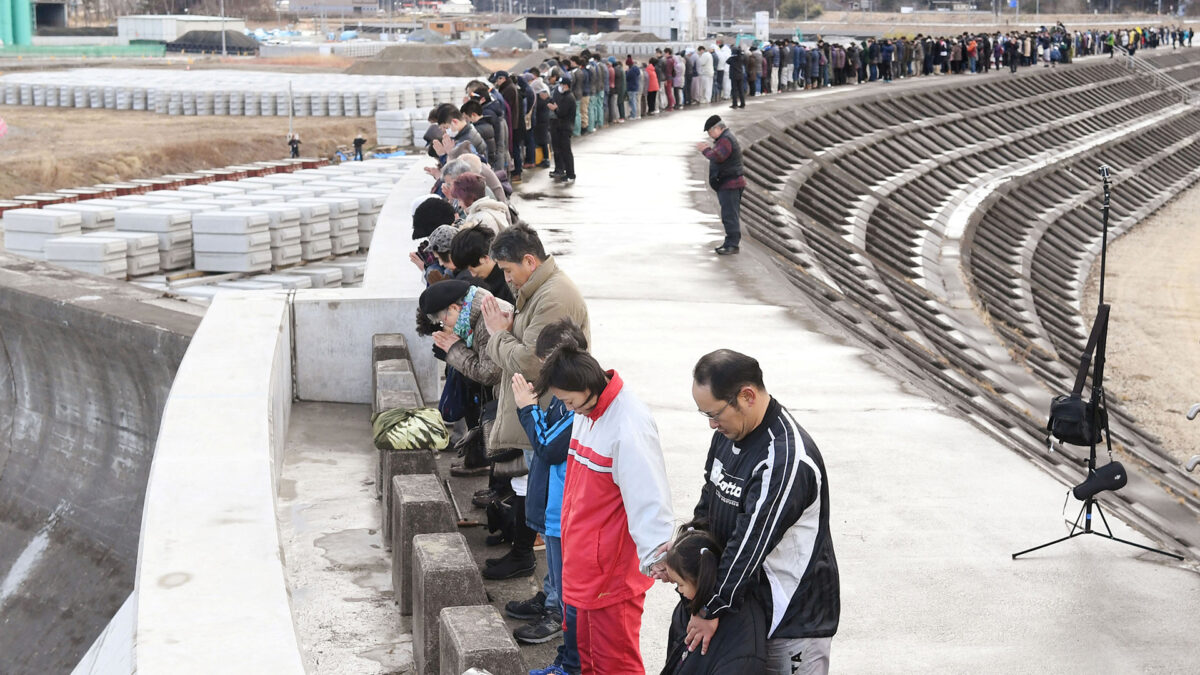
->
xmin=485 ymin=255 xmax=590 ymax=451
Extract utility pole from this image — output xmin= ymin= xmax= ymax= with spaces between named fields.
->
xmin=220 ymin=0 xmax=227 ymax=56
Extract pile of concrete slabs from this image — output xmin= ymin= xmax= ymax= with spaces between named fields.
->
xmin=2 ymin=209 xmax=83 ymax=259
xmin=79 ymin=231 xmax=162 ymax=277
xmin=112 ymin=207 xmax=194 ymax=271
xmin=192 ymin=210 xmax=274 ymax=273
xmin=42 ymin=235 xmax=128 ymax=279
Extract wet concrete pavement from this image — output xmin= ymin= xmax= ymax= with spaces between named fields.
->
xmin=509 ymin=92 xmax=1200 ymax=673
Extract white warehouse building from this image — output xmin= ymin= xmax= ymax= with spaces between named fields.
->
xmin=640 ymin=0 xmax=707 ymax=42
xmin=117 ymin=15 xmax=248 ymax=43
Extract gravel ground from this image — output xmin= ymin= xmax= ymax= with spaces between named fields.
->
xmin=1083 ymin=181 xmax=1200 ymax=468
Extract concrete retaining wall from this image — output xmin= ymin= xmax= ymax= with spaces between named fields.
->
xmin=0 ymin=254 xmax=198 ymax=673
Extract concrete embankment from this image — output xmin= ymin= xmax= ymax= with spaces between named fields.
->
xmin=0 ymin=253 xmax=200 ymax=673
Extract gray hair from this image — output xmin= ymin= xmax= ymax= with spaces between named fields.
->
xmin=443 ymin=158 xmax=471 ymax=179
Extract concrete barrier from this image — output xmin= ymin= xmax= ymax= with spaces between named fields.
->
xmin=439 ymin=605 xmax=524 ymax=675
xmin=0 ymin=254 xmax=197 ymax=673
xmin=135 ymin=292 xmax=300 ymax=673
xmin=374 ymin=358 xmax=424 ymax=413
xmin=391 ymin=474 xmax=456 ymax=615
xmin=412 ymin=532 xmax=487 ymax=675
xmin=373 ymin=332 xmax=411 ymax=364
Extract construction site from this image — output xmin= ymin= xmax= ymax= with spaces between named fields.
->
xmin=2 ymin=2 xmax=1200 ymax=674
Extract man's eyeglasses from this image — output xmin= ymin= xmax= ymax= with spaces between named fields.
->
xmin=699 ymin=397 xmax=737 ymax=420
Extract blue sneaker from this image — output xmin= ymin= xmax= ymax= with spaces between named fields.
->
xmin=529 ymin=665 xmax=568 ymax=675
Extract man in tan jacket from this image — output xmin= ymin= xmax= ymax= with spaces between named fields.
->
xmin=479 ymin=224 xmax=590 ymax=579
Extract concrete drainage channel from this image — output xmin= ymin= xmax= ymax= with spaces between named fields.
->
xmin=736 ymin=50 xmax=1200 ymax=560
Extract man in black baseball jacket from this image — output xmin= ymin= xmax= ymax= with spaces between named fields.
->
xmin=666 ymin=349 xmax=840 ymax=675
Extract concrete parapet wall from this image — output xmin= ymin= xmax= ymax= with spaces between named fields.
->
xmin=134 ymin=291 xmax=301 ymax=673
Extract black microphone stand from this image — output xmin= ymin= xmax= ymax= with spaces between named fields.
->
xmin=1013 ymin=165 xmax=1183 ymax=561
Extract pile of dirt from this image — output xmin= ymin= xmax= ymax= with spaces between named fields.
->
xmin=345 ymin=44 xmax=489 ymax=77
xmin=594 ymin=31 xmax=663 ymax=43
xmin=167 ymin=30 xmax=260 ymax=55
xmin=405 ymin=29 xmax=447 ymax=44
xmin=509 ymin=48 xmax=571 ymax=74
xmin=481 ymin=29 xmax=536 ymax=50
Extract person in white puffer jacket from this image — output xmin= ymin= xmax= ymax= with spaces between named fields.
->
xmin=535 ymin=332 xmax=675 ymax=674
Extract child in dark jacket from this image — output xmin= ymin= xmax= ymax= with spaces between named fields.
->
xmin=511 ymin=318 xmax=585 ymax=675
xmin=659 ymin=523 xmax=767 ymax=675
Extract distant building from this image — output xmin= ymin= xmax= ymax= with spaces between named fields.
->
xmin=439 ymin=0 xmax=474 ymax=15
xmin=288 ymin=0 xmax=378 ymax=15
xmin=34 ymin=1 xmax=67 ymax=30
xmin=508 ymin=12 xmax=620 ymax=44
xmin=116 ymin=15 xmax=248 ymax=43
xmin=640 ymin=0 xmax=707 ymax=42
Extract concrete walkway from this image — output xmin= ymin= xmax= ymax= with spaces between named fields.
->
xmin=511 ymin=94 xmax=1200 ymax=672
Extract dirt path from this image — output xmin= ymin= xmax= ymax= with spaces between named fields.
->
xmin=0 ymin=107 xmax=376 ymax=198
xmin=1084 ymin=183 xmax=1200 ymax=466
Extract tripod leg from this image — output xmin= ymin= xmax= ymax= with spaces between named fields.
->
xmin=1091 ymin=502 xmax=1185 ymax=560
xmin=1012 ymin=530 xmax=1087 ymax=559
xmin=1013 ymin=503 xmax=1089 ymax=559
xmin=1089 ymin=532 xmax=1186 ymax=560
xmin=1094 ymin=500 xmax=1116 ymax=537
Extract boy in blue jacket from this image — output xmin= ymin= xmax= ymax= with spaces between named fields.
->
xmin=505 ymin=318 xmax=585 ymax=675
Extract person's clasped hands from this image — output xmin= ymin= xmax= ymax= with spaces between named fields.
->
xmin=481 ymin=295 xmax=513 ymax=334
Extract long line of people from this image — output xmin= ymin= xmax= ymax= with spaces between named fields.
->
xmin=410 ymin=107 xmax=839 ymax=671
xmin=419 ymin=22 xmax=1187 ymax=193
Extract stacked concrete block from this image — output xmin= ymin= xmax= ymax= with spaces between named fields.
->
xmin=205 ymin=196 xmax=257 ymax=211
xmin=79 ymin=231 xmax=162 ymax=276
xmin=238 ymin=191 xmax=291 ymax=206
xmin=345 ymin=191 xmax=388 ymax=249
xmin=43 ymin=203 xmax=116 ymax=232
xmin=191 ymin=210 xmax=273 ymax=273
xmin=43 ymin=235 xmax=128 ymax=279
xmin=215 ymin=280 xmax=286 ymax=291
xmin=273 ymin=186 xmax=332 ymax=200
xmin=289 ymin=201 xmax=333 ymax=261
xmin=439 ymin=606 xmax=524 ymax=675
xmin=241 ymin=204 xmax=303 ymax=269
xmin=113 ymin=207 xmax=193 ymax=273
xmin=412 ymin=533 xmax=488 ymax=675
xmin=375 ymin=109 xmax=413 ymax=147
xmin=299 ymin=196 xmax=359 ymax=255
xmin=325 ymin=259 xmax=366 ymax=285
xmin=2 ymin=209 xmax=83 ymax=259
xmin=175 ymin=184 xmax=245 ymax=199
xmin=137 ymin=190 xmax=195 ymax=204
xmin=390 ymin=474 xmax=455 ymax=610
xmin=287 ymin=266 xmax=342 ymax=288
xmin=103 ymin=214 xmax=193 ymax=271
xmin=251 ymin=273 xmax=313 ymax=289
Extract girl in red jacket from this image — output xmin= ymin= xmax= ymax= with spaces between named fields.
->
xmin=536 ymin=339 xmax=675 ymax=674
